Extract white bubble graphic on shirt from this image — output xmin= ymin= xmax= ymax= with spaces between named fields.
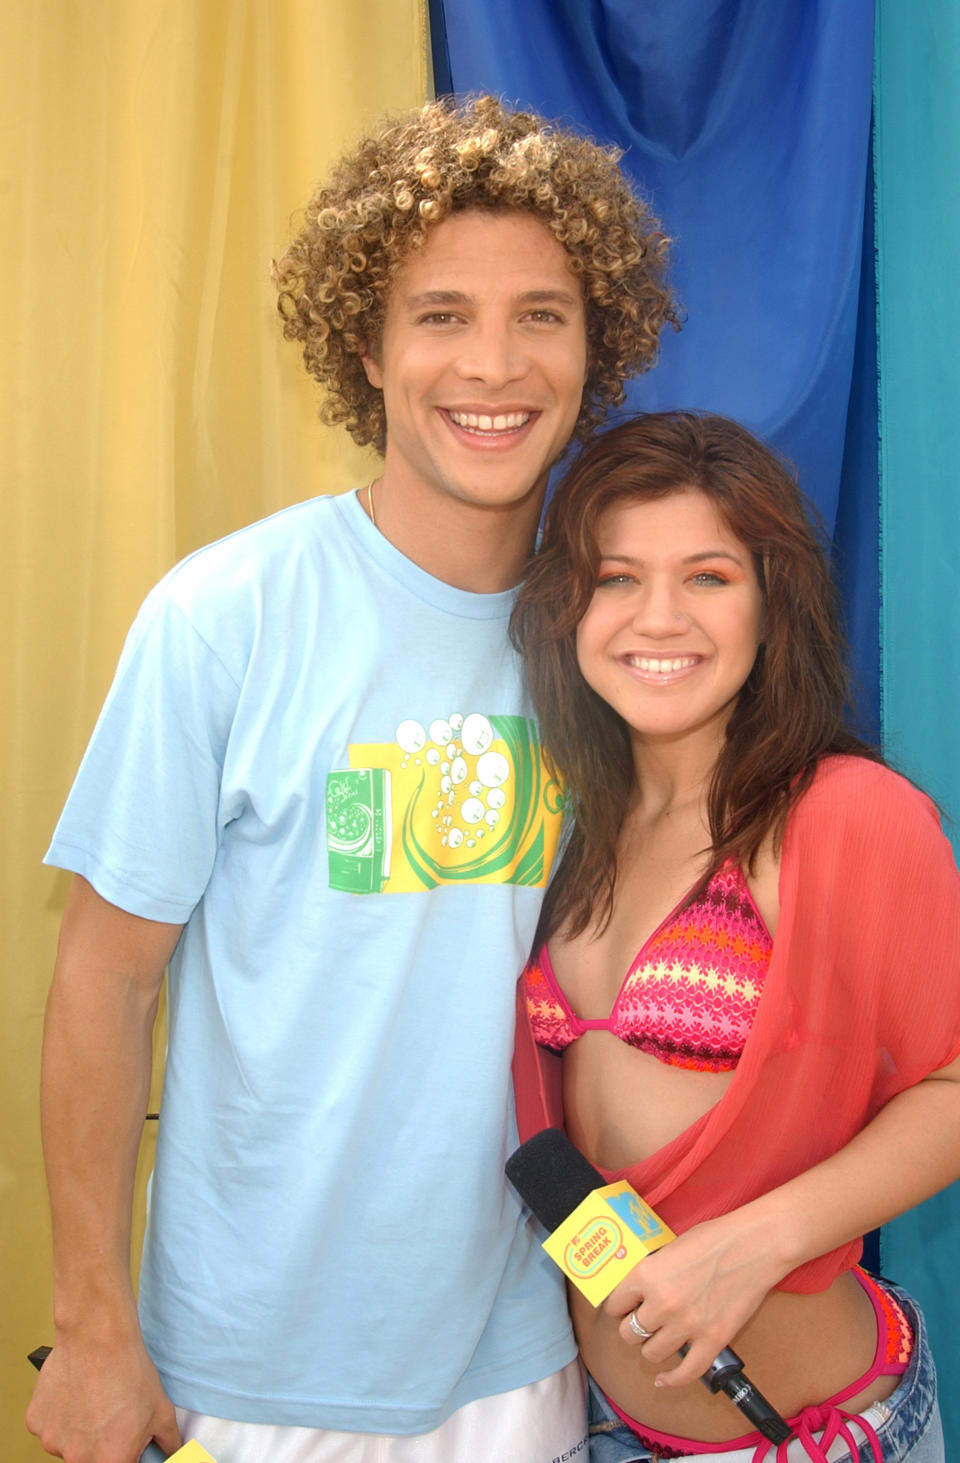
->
xmin=460 ymin=714 xmax=495 ymax=756
xmin=475 ymin=751 xmax=509 ymax=788
xmin=396 ymin=720 xmax=426 ymax=755
xmin=399 ymin=710 xmax=514 ymax=847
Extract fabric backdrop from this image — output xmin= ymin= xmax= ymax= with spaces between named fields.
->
xmin=1 ymin=3 xmax=427 ymax=1456
xmin=875 ymin=0 xmax=960 ymax=1443
xmin=433 ymin=0 xmax=880 ymax=738
xmin=434 ymin=0 xmax=960 ymax=1447
xmin=6 ymin=1 xmax=958 ymax=1455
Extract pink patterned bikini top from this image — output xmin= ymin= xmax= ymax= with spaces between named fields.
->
xmin=522 ymin=863 xmax=773 ymax=1073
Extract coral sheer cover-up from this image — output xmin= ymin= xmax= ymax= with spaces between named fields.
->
xmin=513 ymin=756 xmax=960 ymax=1292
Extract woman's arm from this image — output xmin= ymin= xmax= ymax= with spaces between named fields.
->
xmin=606 ymin=1051 xmax=960 ymax=1389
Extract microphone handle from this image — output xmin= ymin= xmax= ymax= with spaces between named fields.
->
xmin=680 ymin=1343 xmax=792 ymax=1445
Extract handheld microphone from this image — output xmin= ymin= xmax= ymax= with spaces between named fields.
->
xmin=27 ymin=1346 xmax=218 ymax=1463
xmin=505 ymin=1129 xmax=792 ymax=1446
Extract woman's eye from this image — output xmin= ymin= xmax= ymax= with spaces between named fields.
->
xmin=596 ymin=572 xmax=633 ymax=588
xmin=691 ymin=571 xmax=727 ymax=586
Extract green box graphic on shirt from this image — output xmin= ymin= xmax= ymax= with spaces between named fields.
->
xmin=326 ymin=767 xmax=393 ymax=893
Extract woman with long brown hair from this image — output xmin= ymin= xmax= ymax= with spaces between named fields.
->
xmin=511 ymin=412 xmax=960 ymax=1461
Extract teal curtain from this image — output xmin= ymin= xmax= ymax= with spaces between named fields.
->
xmin=875 ymin=0 xmax=960 ymax=1444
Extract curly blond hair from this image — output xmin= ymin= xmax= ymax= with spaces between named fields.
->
xmin=274 ymin=95 xmax=677 ymax=453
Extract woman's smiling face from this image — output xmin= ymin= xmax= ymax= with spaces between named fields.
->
xmin=575 ymin=490 xmax=764 ymax=754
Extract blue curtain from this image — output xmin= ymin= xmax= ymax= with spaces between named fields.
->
xmin=434 ymin=0 xmax=960 ymax=1446
xmin=435 ymin=0 xmax=879 ymax=736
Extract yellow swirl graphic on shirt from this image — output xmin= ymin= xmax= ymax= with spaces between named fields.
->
xmin=326 ymin=712 xmax=564 ymax=894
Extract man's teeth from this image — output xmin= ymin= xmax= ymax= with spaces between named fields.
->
xmin=448 ymin=410 xmax=531 ymax=432
xmin=632 ymin=656 xmax=698 ymax=673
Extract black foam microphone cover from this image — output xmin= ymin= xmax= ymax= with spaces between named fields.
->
xmin=505 ymin=1128 xmax=603 ymax=1230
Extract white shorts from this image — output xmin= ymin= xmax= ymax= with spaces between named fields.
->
xmin=177 ymin=1357 xmax=587 ymax=1463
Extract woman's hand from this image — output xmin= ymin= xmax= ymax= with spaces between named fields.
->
xmin=603 ymin=1209 xmax=785 ymax=1389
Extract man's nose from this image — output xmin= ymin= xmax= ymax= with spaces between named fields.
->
xmin=454 ymin=322 xmax=528 ymax=387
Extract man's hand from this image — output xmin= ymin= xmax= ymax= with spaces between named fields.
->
xmin=25 ymin=1329 xmax=182 ymax=1463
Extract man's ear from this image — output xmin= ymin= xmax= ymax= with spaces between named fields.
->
xmin=360 ymin=347 xmax=383 ymax=390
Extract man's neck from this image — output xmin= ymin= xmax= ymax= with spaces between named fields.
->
xmin=363 ymin=476 xmax=544 ymax=593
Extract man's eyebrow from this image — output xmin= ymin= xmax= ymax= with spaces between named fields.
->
xmin=403 ymin=288 xmax=581 ymax=309
xmin=404 ymin=290 xmax=472 ymax=308
xmin=519 ymin=288 xmax=581 ymax=306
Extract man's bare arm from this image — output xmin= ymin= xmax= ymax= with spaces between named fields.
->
xmin=26 ymin=875 xmax=185 ymax=1462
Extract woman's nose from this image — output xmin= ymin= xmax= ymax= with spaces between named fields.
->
xmin=630 ymin=583 xmax=688 ymax=635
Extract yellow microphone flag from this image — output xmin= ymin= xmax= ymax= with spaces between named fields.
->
xmin=542 ymin=1179 xmax=675 ymax=1306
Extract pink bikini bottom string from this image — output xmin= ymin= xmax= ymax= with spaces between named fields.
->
xmin=750 ymin=1402 xmax=882 ymax=1463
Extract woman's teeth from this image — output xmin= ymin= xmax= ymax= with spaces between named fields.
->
xmin=631 ymin=656 xmax=698 ymax=673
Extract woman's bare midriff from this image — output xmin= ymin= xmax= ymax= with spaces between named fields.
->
xmin=562 ymin=1035 xmax=900 ymax=1441
xmin=572 ymin=1270 xmax=897 ymax=1440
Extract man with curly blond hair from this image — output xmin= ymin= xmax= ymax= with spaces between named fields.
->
xmin=30 ymin=96 xmax=674 ymax=1463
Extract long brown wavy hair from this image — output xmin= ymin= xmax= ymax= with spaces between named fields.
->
xmin=511 ymin=411 xmax=878 ymax=940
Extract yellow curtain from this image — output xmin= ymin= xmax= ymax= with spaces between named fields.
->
xmin=1 ymin=2 xmax=428 ymax=1453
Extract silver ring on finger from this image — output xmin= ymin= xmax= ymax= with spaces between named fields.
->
xmin=628 ymin=1309 xmax=655 ymax=1340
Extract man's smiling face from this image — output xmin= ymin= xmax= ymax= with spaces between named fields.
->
xmin=362 ymin=209 xmax=588 ymax=525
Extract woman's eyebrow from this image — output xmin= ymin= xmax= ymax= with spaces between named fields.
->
xmin=597 ymin=549 xmax=747 ymax=567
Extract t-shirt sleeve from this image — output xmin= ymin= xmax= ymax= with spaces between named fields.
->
xmin=45 ymin=585 xmax=242 ymax=923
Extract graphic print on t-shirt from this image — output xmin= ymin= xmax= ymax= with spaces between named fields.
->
xmin=325 ymin=712 xmax=563 ymax=894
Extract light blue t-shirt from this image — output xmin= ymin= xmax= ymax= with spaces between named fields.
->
xmin=46 ymin=490 xmax=574 ymax=1432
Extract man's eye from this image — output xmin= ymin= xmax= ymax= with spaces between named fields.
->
xmin=525 ymin=310 xmax=562 ymax=324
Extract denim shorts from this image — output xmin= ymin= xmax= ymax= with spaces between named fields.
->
xmin=586 ymin=1282 xmax=943 ymax=1462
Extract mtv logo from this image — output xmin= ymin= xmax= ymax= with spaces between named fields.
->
xmin=605 ymin=1190 xmax=668 ymax=1243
